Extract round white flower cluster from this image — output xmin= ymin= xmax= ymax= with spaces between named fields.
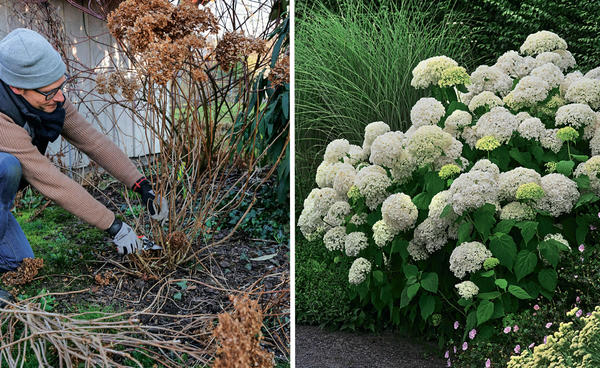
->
xmin=350 ymin=213 xmax=367 ymax=226
xmin=575 ymin=156 xmax=600 ymax=195
xmin=543 ymin=233 xmax=570 ymax=250
xmin=560 ymin=71 xmax=584 ymax=95
xmin=428 ymin=190 xmax=455 ymax=223
xmin=468 ymin=91 xmax=504 ymax=112
xmin=472 ymin=159 xmax=500 ymax=179
xmin=585 ymin=66 xmax=600 ymax=79
xmin=449 ymin=165 xmax=498 ymax=215
xmin=530 ymin=63 xmax=564 ymax=89
xmin=500 ymin=202 xmax=536 ymax=221
xmin=565 ymin=78 xmax=600 ymax=110
xmin=372 ymin=220 xmax=397 ymax=248
xmin=407 ymin=125 xmax=454 ymax=167
xmin=540 ymin=129 xmax=564 ymax=153
xmin=444 ymin=110 xmax=472 ymax=138
xmin=517 ymin=117 xmax=545 ymax=140
xmin=333 ymin=163 xmax=356 ymax=198
xmin=468 ymin=65 xmax=513 ymax=97
xmin=520 ymin=31 xmax=567 ymax=56
xmin=474 ymin=107 xmax=519 ymax=143
xmin=323 ymin=201 xmax=351 ymax=227
xmin=363 ymin=121 xmax=390 ymax=156
xmin=381 ymin=193 xmax=418 ymax=232
xmin=298 ymin=188 xmax=338 ymax=241
xmin=555 ymin=103 xmax=597 ymax=129
xmin=324 ymin=139 xmax=350 ymax=163
xmin=412 ymin=217 xmax=448 ymax=254
xmin=355 ymin=165 xmax=392 ymax=210
xmin=455 ymin=281 xmax=479 ymax=299
xmin=498 ymin=167 xmax=542 ymax=202
xmin=535 ymin=173 xmax=579 ymax=217
xmin=494 ymin=50 xmax=535 ymax=78
xmin=449 ymin=241 xmax=493 ymax=279
xmin=323 ymin=226 xmax=346 ymax=252
xmin=369 ymin=131 xmax=406 ymax=168
xmin=411 ymin=56 xmax=458 ymax=89
xmin=344 ymin=144 xmax=367 ymax=166
xmin=316 ymin=161 xmax=352 ymax=188
xmin=536 ymin=50 xmax=576 ymax=72
xmin=503 ymin=76 xmax=550 ymax=110
xmin=407 ymin=239 xmax=429 ymax=261
xmin=410 ymin=97 xmax=446 ymax=127
xmin=345 ymin=231 xmax=369 ymax=257
xmin=348 ymin=257 xmax=371 ymax=285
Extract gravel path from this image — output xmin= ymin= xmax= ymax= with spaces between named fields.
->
xmin=295 ymin=325 xmax=445 ymax=368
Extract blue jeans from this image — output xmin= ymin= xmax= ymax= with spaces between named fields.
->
xmin=0 ymin=153 xmax=34 ymax=272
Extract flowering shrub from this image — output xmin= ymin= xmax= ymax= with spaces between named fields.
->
xmin=298 ymin=30 xmax=600 ymax=344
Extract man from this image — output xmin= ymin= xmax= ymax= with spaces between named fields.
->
xmin=0 ymin=28 xmax=164 ymax=302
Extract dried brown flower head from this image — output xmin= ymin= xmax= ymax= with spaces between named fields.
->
xmin=212 ymin=294 xmax=274 ymax=368
xmin=95 ymin=71 xmax=141 ymax=100
xmin=1 ymin=258 xmax=44 ymax=286
xmin=215 ymin=31 xmax=268 ymax=72
xmin=269 ymin=54 xmax=289 ymax=87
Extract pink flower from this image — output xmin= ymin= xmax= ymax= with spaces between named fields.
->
xmin=445 ymin=351 xmax=449 ymax=359
xmin=576 ymin=296 xmax=581 ymax=303
xmin=447 ymin=358 xmax=452 ymax=367
xmin=544 ymin=336 xmax=548 ymax=344
xmin=545 ymin=322 xmax=553 ymax=328
xmin=533 ymin=304 xmax=540 ymax=311
xmin=579 ymin=244 xmax=585 ymax=252
xmin=514 ymin=345 xmax=521 ymax=354
xmin=591 ymin=225 xmax=597 ymax=231
xmin=469 ymin=329 xmax=477 ymax=340
xmin=485 ymin=358 xmax=491 ymax=368
xmin=454 ymin=321 xmax=459 ymax=330
xmin=597 ymin=211 xmax=600 ymax=219
xmin=513 ymin=324 xmax=519 ymax=333
xmin=462 ymin=342 xmax=468 ymax=351
xmin=453 ymin=346 xmax=457 ymax=353
xmin=503 ymin=326 xmax=511 ymax=333
xmin=576 ymin=309 xmax=583 ymax=318
xmin=587 ymin=312 xmax=592 ymax=317
xmin=529 ymin=343 xmax=535 ymax=349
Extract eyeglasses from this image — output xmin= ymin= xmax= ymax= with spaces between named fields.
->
xmin=33 ymin=74 xmax=69 ymax=101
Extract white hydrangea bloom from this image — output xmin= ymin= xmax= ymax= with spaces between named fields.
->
xmin=461 ymin=126 xmax=479 ymax=148
xmin=555 ymin=103 xmax=596 ymax=129
xmin=498 ymin=167 xmax=542 ymax=202
xmin=584 ymin=67 xmax=600 ymax=80
xmin=411 ymin=56 xmax=459 ymax=89
xmin=474 ymin=106 xmax=519 ymax=143
xmin=540 ymin=129 xmax=564 ymax=153
xmin=471 ymin=159 xmax=501 ymax=180
xmin=503 ymin=76 xmax=550 ymax=110
xmin=560 ymin=71 xmax=584 ymax=96
xmin=348 ymin=257 xmax=371 ymax=285
xmin=444 ymin=110 xmax=472 ymax=137
xmin=390 ymin=153 xmax=416 ymax=184
xmin=530 ymin=63 xmax=564 ymax=89
xmin=468 ymin=65 xmax=513 ymax=97
xmin=344 ymin=144 xmax=367 ymax=166
xmin=303 ymin=188 xmax=338 ymax=216
xmin=520 ymin=31 xmax=568 ymax=56
xmin=316 ymin=161 xmax=349 ymax=188
xmin=516 ymin=111 xmax=533 ymax=123
xmin=449 ymin=169 xmax=498 ymax=215
xmin=362 ymin=121 xmax=391 ymax=156
xmin=468 ymin=91 xmax=504 ymax=112
xmin=407 ymin=239 xmax=429 ymax=261
xmin=551 ymin=50 xmax=576 ymax=72
xmin=372 ymin=220 xmax=397 ymax=248
xmin=535 ymin=173 xmax=579 ymax=217
xmin=518 ymin=117 xmax=546 ymax=140
xmin=434 ymin=138 xmax=464 ymax=171
xmin=344 ymin=231 xmax=369 ymax=257
xmin=413 ymin=217 xmax=448 ymax=254
xmin=428 ymin=190 xmax=457 ymax=225
xmin=495 ymin=50 xmax=535 ymax=78
xmin=534 ymin=51 xmax=562 ymax=68
xmin=323 ymin=201 xmax=351 ymax=227
xmin=500 ymin=202 xmax=536 ymax=221
xmin=355 ymin=165 xmax=392 ymax=210
xmin=575 ymin=156 xmax=600 ymax=195
xmin=370 ymin=131 xmax=406 ymax=168
xmin=590 ymin=128 xmax=600 ymax=155
xmin=449 ymin=241 xmax=492 ymax=279
xmin=410 ymin=97 xmax=446 ymax=127
xmin=455 ymin=281 xmax=479 ymax=300
xmin=297 ymin=210 xmax=327 ymax=242
xmin=459 ymin=91 xmax=475 ymax=106
xmin=407 ymin=125 xmax=454 ymax=167
xmin=565 ymin=78 xmax=600 ymax=110
xmin=543 ymin=233 xmax=570 ymax=250
xmin=324 ymin=139 xmax=350 ymax=163
xmin=333 ymin=163 xmax=356 ymax=198
xmin=381 ymin=193 xmax=418 ymax=232
xmin=350 ymin=213 xmax=367 ymax=226
xmin=298 ymin=188 xmax=339 ymax=240
xmin=323 ymin=226 xmax=346 ymax=252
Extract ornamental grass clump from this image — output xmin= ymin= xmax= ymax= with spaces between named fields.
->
xmin=298 ymin=29 xmax=600 ymax=354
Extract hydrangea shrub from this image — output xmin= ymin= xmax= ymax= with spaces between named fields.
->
xmin=298 ymin=30 xmax=600 ymax=340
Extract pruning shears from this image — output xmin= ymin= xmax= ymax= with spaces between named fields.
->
xmin=138 ymin=235 xmax=163 ymax=251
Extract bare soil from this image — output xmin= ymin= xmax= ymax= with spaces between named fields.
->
xmin=295 ymin=325 xmax=444 ymax=368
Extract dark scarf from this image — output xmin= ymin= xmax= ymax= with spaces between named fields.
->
xmin=0 ymin=80 xmax=65 ymax=154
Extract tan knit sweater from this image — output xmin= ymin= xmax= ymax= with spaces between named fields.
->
xmin=0 ymin=99 xmax=142 ymax=230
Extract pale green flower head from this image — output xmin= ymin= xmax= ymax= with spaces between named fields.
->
xmin=516 ymin=182 xmax=545 ymax=200
xmin=439 ymin=163 xmax=461 ymax=180
xmin=483 ymin=257 xmax=500 ymax=270
xmin=431 ymin=313 xmax=442 ymax=326
xmin=347 ymin=185 xmax=361 ymax=200
xmin=556 ymin=126 xmax=579 ymax=142
xmin=438 ymin=66 xmax=470 ymax=88
xmin=475 ymin=135 xmax=501 ymax=151
xmin=546 ymin=161 xmax=557 ymax=173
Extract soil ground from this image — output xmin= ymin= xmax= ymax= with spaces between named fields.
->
xmin=295 ymin=325 xmax=445 ymax=368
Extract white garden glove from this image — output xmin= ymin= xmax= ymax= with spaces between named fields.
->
xmin=107 ymin=219 xmax=142 ymax=255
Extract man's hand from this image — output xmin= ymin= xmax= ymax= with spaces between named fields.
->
xmin=107 ymin=219 xmax=142 ymax=255
xmin=132 ymin=177 xmax=168 ymax=221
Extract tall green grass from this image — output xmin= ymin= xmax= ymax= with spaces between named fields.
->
xmin=295 ymin=0 xmax=473 ymax=204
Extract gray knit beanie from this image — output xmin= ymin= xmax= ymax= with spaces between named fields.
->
xmin=0 ymin=28 xmax=66 ymax=89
